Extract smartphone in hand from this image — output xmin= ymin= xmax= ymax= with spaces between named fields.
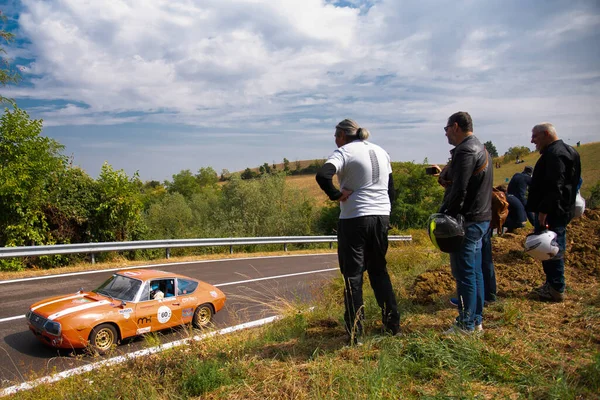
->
xmin=425 ymin=166 xmax=439 ymax=175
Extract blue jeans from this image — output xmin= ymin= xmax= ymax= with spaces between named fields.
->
xmin=534 ymin=215 xmax=567 ymax=293
xmin=481 ymin=225 xmax=496 ymax=302
xmin=450 ymin=221 xmax=490 ymax=330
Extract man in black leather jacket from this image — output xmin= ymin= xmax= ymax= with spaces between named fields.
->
xmin=527 ymin=123 xmax=581 ymax=302
xmin=439 ymin=111 xmax=493 ymax=333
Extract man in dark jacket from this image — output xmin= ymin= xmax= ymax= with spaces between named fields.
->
xmin=508 ymin=165 xmax=534 ymax=224
xmin=439 ymin=111 xmax=493 ymax=333
xmin=507 ymin=166 xmax=532 ymax=206
xmin=527 ymin=123 xmax=581 ymax=302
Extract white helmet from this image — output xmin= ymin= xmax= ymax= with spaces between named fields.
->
xmin=524 ymin=230 xmax=559 ymax=261
xmin=573 ymin=192 xmax=585 ymax=218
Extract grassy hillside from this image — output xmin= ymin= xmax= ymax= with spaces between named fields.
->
xmin=282 ymin=141 xmax=600 ymax=208
xmin=492 ymin=141 xmax=599 ymax=197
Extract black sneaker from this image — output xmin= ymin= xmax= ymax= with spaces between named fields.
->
xmin=530 ymin=283 xmax=564 ymax=302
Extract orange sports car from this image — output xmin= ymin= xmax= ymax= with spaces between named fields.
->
xmin=25 ymin=269 xmax=226 ymax=353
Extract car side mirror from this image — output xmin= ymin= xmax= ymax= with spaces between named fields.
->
xmin=121 ymin=300 xmax=127 ymax=308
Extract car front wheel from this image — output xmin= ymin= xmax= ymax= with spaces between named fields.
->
xmin=89 ymin=323 xmax=118 ymax=354
xmin=192 ymin=304 xmax=214 ymax=328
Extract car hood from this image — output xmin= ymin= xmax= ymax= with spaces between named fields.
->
xmin=29 ymin=292 xmax=116 ymax=321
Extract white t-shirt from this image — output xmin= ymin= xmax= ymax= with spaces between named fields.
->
xmin=326 ymin=140 xmax=392 ymax=219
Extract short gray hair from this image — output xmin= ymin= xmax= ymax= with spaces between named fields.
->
xmin=336 ymin=118 xmax=370 ymax=141
xmin=532 ymin=122 xmax=557 ymax=137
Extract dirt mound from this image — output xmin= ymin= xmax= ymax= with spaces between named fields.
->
xmin=410 ymin=209 xmax=600 ymax=303
xmin=411 ymin=269 xmax=455 ymax=304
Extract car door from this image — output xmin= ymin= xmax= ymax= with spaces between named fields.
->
xmin=135 ymin=278 xmax=182 ymax=333
xmin=177 ymin=278 xmax=200 ymax=323
xmin=133 ymin=281 xmax=156 ymax=335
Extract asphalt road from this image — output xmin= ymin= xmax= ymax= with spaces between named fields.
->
xmin=0 ymin=253 xmax=339 ymax=387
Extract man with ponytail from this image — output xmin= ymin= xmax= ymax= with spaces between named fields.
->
xmin=316 ymin=119 xmax=400 ymax=345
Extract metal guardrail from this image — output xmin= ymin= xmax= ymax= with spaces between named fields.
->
xmin=0 ymin=235 xmax=412 ymax=263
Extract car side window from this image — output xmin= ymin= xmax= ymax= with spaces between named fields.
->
xmin=177 ymin=279 xmax=199 ymax=295
xmin=148 ymin=279 xmax=176 ymax=299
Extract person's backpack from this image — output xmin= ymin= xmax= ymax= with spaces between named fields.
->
xmin=491 ymin=188 xmax=509 ymax=232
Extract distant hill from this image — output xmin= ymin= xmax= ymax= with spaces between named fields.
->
xmin=234 ymin=141 xmax=599 ymax=204
xmin=492 ymin=141 xmax=599 ymax=197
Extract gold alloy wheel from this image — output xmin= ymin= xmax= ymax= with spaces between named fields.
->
xmin=91 ymin=324 xmax=117 ymax=353
xmin=193 ymin=304 xmax=213 ymax=328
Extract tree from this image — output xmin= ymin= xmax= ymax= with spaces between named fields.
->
xmin=145 ymin=193 xmax=193 ymax=239
xmin=91 ymin=163 xmax=144 ymax=242
xmin=390 ymin=161 xmax=444 ymax=229
xmin=503 ymin=146 xmax=532 ymax=163
xmin=45 ymin=166 xmax=96 ymax=244
xmin=262 ymin=162 xmax=272 ymax=174
xmin=283 ymin=158 xmax=290 ymax=174
xmin=220 ymin=169 xmax=230 ymax=181
xmin=484 ymin=141 xmax=498 ymax=158
xmin=1 ymin=13 xmax=20 ymax=103
xmin=166 ymin=169 xmax=200 ymax=198
xmin=241 ymin=168 xmax=258 ymax=180
xmin=0 ymin=107 xmax=66 ymax=248
xmin=196 ymin=166 xmax=218 ymax=187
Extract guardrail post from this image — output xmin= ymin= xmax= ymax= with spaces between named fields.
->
xmin=330 ymin=242 xmax=333 ymax=249
xmin=90 ymin=253 xmax=95 ymax=264
xmin=229 ymin=245 xmax=233 ymax=254
xmin=284 ymin=243 xmax=288 ymax=252
xmin=166 ymin=248 xmax=171 ymax=259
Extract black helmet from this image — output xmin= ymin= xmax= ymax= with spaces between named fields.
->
xmin=428 ymin=213 xmax=465 ymax=253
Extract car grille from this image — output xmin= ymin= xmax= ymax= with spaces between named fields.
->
xmin=28 ymin=312 xmax=48 ymax=331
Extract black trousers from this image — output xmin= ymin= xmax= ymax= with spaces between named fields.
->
xmin=337 ymin=215 xmax=400 ymax=336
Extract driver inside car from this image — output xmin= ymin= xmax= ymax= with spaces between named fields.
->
xmin=150 ymin=282 xmax=164 ymax=300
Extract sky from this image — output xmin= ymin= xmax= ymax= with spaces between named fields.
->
xmin=1 ymin=0 xmax=599 ymax=182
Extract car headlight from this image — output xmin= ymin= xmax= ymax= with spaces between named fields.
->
xmin=43 ymin=320 xmax=61 ymax=336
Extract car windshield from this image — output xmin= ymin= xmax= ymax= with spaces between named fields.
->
xmin=93 ymin=274 xmax=142 ymax=302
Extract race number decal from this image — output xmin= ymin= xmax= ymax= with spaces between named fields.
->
xmin=157 ymin=306 xmax=172 ymax=324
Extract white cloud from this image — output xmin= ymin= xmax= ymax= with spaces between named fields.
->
xmin=3 ymin=0 xmax=599 ymax=179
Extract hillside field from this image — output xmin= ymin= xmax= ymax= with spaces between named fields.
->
xmin=283 ymin=141 xmax=600 ymax=205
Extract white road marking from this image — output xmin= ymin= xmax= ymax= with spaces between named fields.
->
xmin=214 ymin=267 xmax=338 ymax=287
xmin=0 ymin=253 xmax=335 ymax=285
xmin=0 ymin=315 xmax=24 ymax=322
xmin=0 ymin=266 xmax=338 ymax=324
xmin=0 ymin=313 xmax=294 ymax=397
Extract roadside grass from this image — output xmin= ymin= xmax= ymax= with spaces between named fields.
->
xmin=7 ymin=235 xmax=600 ymax=400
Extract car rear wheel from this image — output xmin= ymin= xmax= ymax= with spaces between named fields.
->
xmin=89 ymin=323 xmax=118 ymax=354
xmin=192 ymin=304 xmax=214 ymax=328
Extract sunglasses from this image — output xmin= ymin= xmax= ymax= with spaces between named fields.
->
xmin=444 ymin=125 xmax=452 ymax=132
